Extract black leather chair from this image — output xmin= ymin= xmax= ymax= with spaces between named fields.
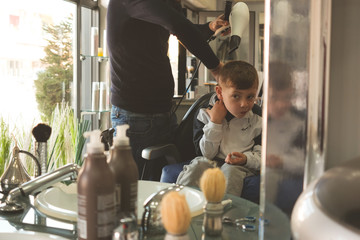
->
xmin=143 ymin=91 xmax=262 ymax=203
xmin=141 ymin=92 xmax=216 ymax=165
xmin=142 ymin=92 xmax=262 ymax=177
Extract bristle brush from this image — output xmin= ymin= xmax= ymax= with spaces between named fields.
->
xmin=32 ymin=123 xmax=52 ymax=142
xmin=200 ymin=168 xmax=226 ymax=203
xmin=199 ymin=168 xmax=226 ymax=237
xmin=161 ymin=191 xmax=191 ymax=240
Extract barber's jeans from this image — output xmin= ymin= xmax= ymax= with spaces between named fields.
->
xmin=111 ymin=106 xmax=178 ymax=181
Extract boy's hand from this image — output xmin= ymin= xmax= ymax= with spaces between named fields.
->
xmin=206 ymin=99 xmax=227 ymax=124
xmin=225 ymin=152 xmax=247 ymax=166
xmin=266 ymin=154 xmax=283 ymax=168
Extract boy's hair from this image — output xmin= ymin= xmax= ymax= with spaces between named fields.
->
xmin=218 ymin=60 xmax=259 ymax=90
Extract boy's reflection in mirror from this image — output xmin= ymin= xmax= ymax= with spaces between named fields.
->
xmin=265 ymin=61 xmax=306 ymax=216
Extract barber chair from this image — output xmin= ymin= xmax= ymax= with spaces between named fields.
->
xmin=141 ymin=92 xmax=261 ymax=203
xmin=142 ymin=92 xmax=215 ymax=165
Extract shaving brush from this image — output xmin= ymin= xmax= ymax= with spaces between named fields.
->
xmin=161 ymin=191 xmax=191 ymax=240
xmin=199 ymin=168 xmax=226 ymax=237
xmin=200 ymin=168 xmax=226 ymax=203
xmin=32 ymin=123 xmax=52 ymax=175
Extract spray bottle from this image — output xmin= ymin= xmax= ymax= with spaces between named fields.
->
xmin=108 ymin=124 xmax=139 ymax=223
xmin=77 ymin=129 xmax=115 ymax=240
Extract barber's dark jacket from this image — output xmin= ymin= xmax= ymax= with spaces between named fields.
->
xmin=107 ymin=0 xmax=220 ymax=114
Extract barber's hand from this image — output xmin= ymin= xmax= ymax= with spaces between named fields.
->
xmin=225 ymin=152 xmax=247 ymax=166
xmin=206 ymin=99 xmax=227 ymax=124
xmin=209 ymin=14 xmax=231 ymax=36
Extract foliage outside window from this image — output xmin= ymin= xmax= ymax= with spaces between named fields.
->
xmin=34 ymin=17 xmax=73 ymax=122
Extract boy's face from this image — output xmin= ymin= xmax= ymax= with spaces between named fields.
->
xmin=216 ymin=81 xmax=257 ymax=119
xmin=268 ymin=87 xmax=292 ymax=119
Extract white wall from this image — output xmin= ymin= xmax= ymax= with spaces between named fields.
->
xmin=326 ymin=0 xmax=360 ymax=168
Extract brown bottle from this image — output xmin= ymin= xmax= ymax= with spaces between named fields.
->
xmin=77 ymin=130 xmax=115 ymax=240
xmin=108 ymin=124 xmax=139 ymax=222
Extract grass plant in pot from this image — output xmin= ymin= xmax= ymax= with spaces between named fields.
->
xmin=47 ymin=102 xmax=90 ymax=172
xmin=0 ymin=117 xmax=12 ymax=176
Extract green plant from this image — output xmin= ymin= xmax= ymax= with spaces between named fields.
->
xmin=0 ymin=103 xmax=90 ymax=175
xmin=47 ymin=102 xmax=89 ymax=171
xmin=0 ymin=116 xmax=37 ymax=177
xmin=0 ymin=117 xmax=12 ymax=175
xmin=12 ymin=122 xmax=36 ymax=176
xmin=73 ymin=119 xmax=91 ymax=166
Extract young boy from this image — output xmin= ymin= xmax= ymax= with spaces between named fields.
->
xmin=176 ymin=60 xmax=262 ymax=196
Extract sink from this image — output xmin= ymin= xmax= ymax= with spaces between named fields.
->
xmin=291 ymin=158 xmax=360 ymax=239
xmin=34 ymin=182 xmax=78 ymax=222
xmin=34 ymin=180 xmax=206 ymax=222
xmin=0 ymin=232 xmax=68 ymax=240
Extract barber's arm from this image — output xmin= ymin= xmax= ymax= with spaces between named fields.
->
xmin=122 ymin=0 xmax=221 ymax=71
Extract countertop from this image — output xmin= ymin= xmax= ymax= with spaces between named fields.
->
xmin=0 ymin=183 xmax=291 ymax=240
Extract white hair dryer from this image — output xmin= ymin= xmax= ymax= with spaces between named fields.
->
xmin=229 ymin=2 xmax=250 ymax=54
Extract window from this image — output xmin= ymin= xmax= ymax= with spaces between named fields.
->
xmin=0 ymin=0 xmax=100 ymax=174
xmin=8 ymin=60 xmax=21 ymax=77
xmin=9 ymin=15 xmax=20 ymax=29
xmin=0 ymin=0 xmax=76 ymax=130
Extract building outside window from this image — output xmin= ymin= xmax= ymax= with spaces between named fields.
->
xmin=0 ymin=0 xmax=76 ymax=131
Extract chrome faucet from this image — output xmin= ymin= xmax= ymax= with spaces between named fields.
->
xmin=0 ymin=163 xmax=80 ymax=213
xmin=141 ymin=184 xmax=184 ymax=234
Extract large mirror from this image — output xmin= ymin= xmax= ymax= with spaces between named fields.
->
xmin=195 ymin=1 xmax=311 ymax=239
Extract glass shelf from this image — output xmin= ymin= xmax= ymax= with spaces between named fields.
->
xmin=81 ymin=109 xmax=110 ymax=113
xmin=80 ymin=54 xmax=109 ymax=62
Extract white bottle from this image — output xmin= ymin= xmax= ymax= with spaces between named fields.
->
xmin=103 ymin=29 xmax=107 ymax=57
xmin=91 ymin=82 xmax=100 ymax=111
xmin=77 ymin=129 xmax=115 ymax=240
xmin=91 ymin=27 xmax=99 ymax=56
xmin=99 ymin=82 xmax=107 ymax=111
xmin=108 ymin=125 xmax=139 ymax=223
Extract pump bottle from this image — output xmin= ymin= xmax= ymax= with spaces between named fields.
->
xmin=108 ymin=124 xmax=139 ymax=222
xmin=77 ymin=129 xmax=115 ymax=240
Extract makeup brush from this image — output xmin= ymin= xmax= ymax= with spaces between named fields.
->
xmin=161 ymin=191 xmax=191 ymax=240
xmin=32 ymin=123 xmax=52 ymax=142
xmin=32 ymin=123 xmax=52 ymax=175
xmin=199 ymin=168 xmax=226 ymax=237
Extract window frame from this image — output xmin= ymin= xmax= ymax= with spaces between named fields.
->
xmin=65 ymin=0 xmax=99 ymax=119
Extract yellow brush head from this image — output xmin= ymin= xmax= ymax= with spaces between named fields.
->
xmin=161 ymin=191 xmax=191 ymax=235
xmin=200 ymin=168 xmax=226 ymax=203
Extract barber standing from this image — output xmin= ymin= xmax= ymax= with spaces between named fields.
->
xmin=107 ymin=0 xmax=228 ymax=180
